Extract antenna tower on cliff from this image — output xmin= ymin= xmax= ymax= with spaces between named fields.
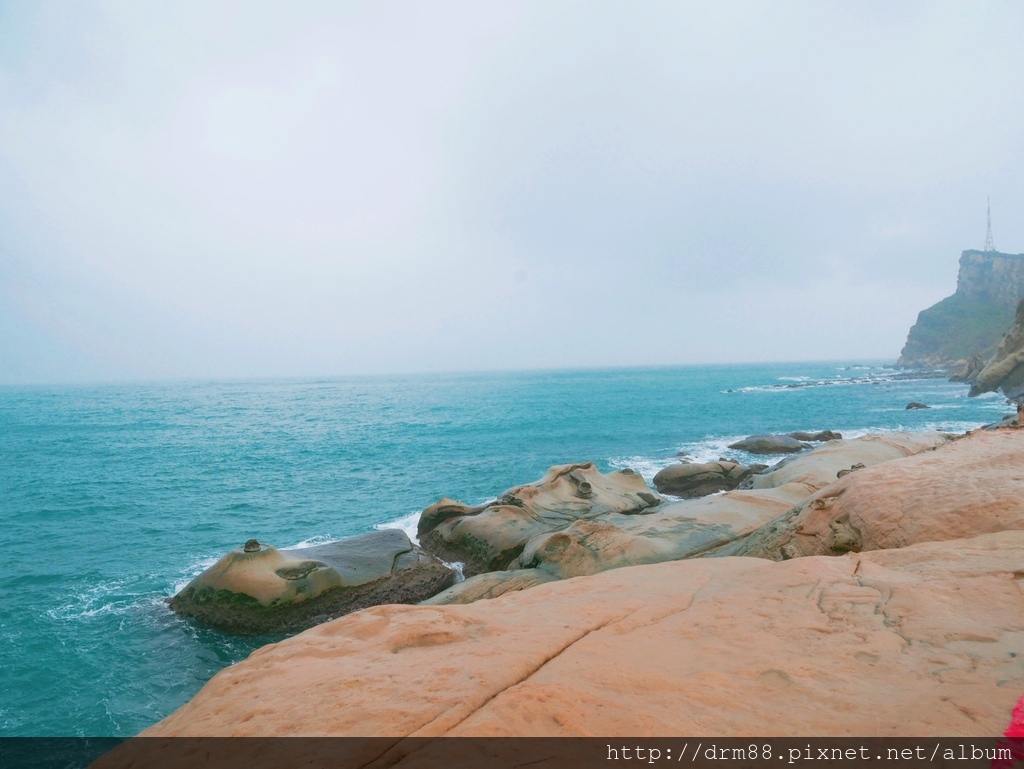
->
xmin=985 ymin=196 xmax=996 ymax=252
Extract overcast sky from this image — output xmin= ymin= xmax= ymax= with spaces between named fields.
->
xmin=2 ymin=1 xmax=1023 ymax=384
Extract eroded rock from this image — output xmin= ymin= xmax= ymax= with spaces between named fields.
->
xmin=419 ymin=433 xmax=948 ymax=597
xmin=652 ymin=460 xmax=763 ymax=498
xmin=169 ymin=529 xmax=455 ymax=633
xmin=417 ymin=462 xmax=662 ymax=576
xmin=728 ymin=428 xmax=1024 ymax=561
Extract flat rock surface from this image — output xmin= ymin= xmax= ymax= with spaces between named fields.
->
xmin=141 ymin=531 xmax=1024 ymax=737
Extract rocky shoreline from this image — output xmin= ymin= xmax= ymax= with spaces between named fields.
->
xmin=144 ymin=420 xmax=1024 ymax=737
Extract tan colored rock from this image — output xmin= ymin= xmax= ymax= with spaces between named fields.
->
xmin=420 ymin=434 xmax=950 ymax=601
xmin=733 ymin=428 xmax=1024 ymax=560
xmin=745 ymin=431 xmax=948 ymax=491
xmin=135 ymin=531 xmax=1024 ymax=738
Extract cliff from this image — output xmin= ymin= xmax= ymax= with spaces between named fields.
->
xmin=898 ymin=250 xmax=1024 ymax=368
xmin=969 ymin=297 xmax=1024 ymax=402
xmin=119 ymin=428 xmax=1024 ymax=740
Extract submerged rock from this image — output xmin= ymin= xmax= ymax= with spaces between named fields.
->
xmin=727 ymin=434 xmax=808 ymax=454
xmin=652 ymin=460 xmax=763 ymax=497
xmin=169 ymin=529 xmax=455 ymax=634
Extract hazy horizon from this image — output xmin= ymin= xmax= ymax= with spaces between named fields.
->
xmin=3 ymin=1 xmax=1024 ymax=385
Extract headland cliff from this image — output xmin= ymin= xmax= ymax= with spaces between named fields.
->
xmin=899 ymin=249 xmax=1024 ymax=369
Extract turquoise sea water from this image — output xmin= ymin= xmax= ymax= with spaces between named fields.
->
xmin=0 ymin=362 xmax=1012 ymax=736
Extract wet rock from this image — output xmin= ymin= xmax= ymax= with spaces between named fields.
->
xmin=727 ymin=434 xmax=808 ymax=454
xmin=652 ymin=460 xmax=762 ymax=498
xmin=169 ymin=529 xmax=455 ymax=634
xmin=786 ymin=430 xmax=842 ymax=442
xmin=905 ymin=402 xmax=930 ymax=410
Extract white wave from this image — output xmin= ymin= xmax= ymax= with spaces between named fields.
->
xmin=170 ymin=555 xmax=219 ymax=596
xmin=606 ymin=455 xmax=672 ymax=485
xmin=288 ymin=534 xmax=339 ymax=549
xmin=375 ymin=511 xmax=421 ymax=545
xmin=48 ymin=576 xmax=170 ymax=621
xmin=778 ymin=376 xmax=811 ymax=382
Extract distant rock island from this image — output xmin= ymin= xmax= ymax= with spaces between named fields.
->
xmin=898 ymin=249 xmax=1024 ymax=369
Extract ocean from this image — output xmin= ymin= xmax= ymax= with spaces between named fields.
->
xmin=0 ymin=361 xmax=1011 ymax=737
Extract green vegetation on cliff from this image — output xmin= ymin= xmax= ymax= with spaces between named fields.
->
xmin=898 ymin=250 xmax=1024 ymax=368
xmin=899 ymin=292 xmax=1015 ymax=367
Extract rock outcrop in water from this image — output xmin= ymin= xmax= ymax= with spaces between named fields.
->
xmin=969 ymin=297 xmax=1024 ymax=403
xmin=169 ymin=529 xmax=454 ymax=633
xmin=899 ymin=249 xmax=1024 ymax=369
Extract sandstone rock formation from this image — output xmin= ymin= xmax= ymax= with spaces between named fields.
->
xmin=417 ymin=462 xmax=662 ymax=576
xmin=949 ymin=352 xmax=986 ymax=383
xmin=652 ymin=459 xmax=763 ymax=497
xmin=136 ymin=530 xmax=1024 ymax=737
xmin=419 ymin=433 xmax=946 ymax=603
xmin=969 ymin=297 xmax=1024 ymax=403
xmin=169 ymin=529 xmax=454 ymax=633
xmin=727 ymin=434 xmax=807 ymax=454
xmin=741 ymin=432 xmax=947 ymax=492
xmin=899 ymin=249 xmax=1024 ymax=369
xmin=729 ymin=428 xmax=1024 ymax=561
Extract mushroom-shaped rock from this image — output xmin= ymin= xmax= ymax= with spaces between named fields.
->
xmin=727 ymin=434 xmax=808 ymax=454
xmin=652 ymin=460 xmax=762 ymax=498
xmin=169 ymin=529 xmax=455 ymax=634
